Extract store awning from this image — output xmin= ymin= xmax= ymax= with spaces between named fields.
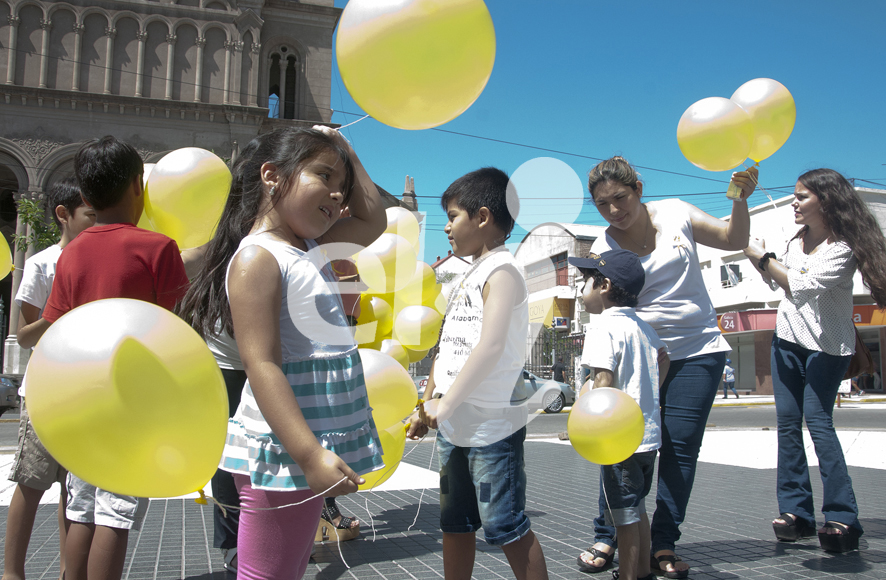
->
xmin=718 ymin=305 xmax=886 ymax=333
xmin=529 ymin=297 xmax=561 ymax=326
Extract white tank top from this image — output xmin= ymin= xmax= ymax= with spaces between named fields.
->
xmin=433 ymin=247 xmax=529 ymax=405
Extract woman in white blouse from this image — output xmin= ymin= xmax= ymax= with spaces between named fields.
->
xmin=744 ymin=168 xmax=886 ymax=553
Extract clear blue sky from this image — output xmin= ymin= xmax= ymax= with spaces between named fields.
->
xmin=330 ymin=0 xmax=886 ymax=263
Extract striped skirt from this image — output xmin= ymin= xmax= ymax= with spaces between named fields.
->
xmin=220 ymin=350 xmax=383 ymax=491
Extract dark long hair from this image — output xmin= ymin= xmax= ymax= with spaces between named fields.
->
xmin=797 ymin=168 xmax=886 ymax=307
xmin=176 ymin=127 xmax=355 ymax=339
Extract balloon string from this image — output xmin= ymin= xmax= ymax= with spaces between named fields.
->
xmin=338 ymin=114 xmax=370 ymax=129
xmin=199 ymin=476 xmax=347 ymax=513
xmin=407 ymin=436 xmax=436 ymax=532
xmin=741 ymin=162 xmax=779 ymax=213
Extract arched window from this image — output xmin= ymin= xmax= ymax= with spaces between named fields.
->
xmin=267 ymin=46 xmax=297 ymax=119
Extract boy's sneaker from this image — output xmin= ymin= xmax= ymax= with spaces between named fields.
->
xmin=222 ymin=548 xmax=238 ymax=573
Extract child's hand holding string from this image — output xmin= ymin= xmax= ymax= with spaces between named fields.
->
xmin=301 ymin=446 xmax=365 ymax=497
xmin=406 ymin=409 xmax=429 ymax=440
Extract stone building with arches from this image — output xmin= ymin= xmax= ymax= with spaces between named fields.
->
xmin=0 ymin=0 xmax=343 ymax=371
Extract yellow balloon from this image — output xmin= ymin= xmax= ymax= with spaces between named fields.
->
xmin=431 ymin=291 xmax=449 ymax=315
xmin=0 ymin=234 xmax=12 ymax=281
xmin=336 ymin=0 xmax=496 ymax=130
xmin=136 ymin=163 xmax=156 ymax=231
xmin=360 ymin=349 xmax=419 ymax=430
xmin=384 ymin=207 xmax=421 ymax=248
xmin=404 ymin=346 xmax=430 ymax=363
xmin=730 ymin=78 xmax=796 ymax=163
xmin=392 ymin=305 xmax=443 ymax=351
xmin=567 ymin=388 xmax=644 ymax=465
xmin=26 ymin=299 xmax=228 ymax=497
xmin=145 ymin=148 xmax=232 ymax=249
xmin=355 ymin=295 xmax=394 ymax=348
xmin=356 ymin=233 xmax=417 ymax=293
xmin=379 ymin=338 xmax=410 ymax=369
xmin=677 ymin=97 xmax=754 ymax=172
xmin=358 ymin=423 xmax=407 ymax=490
xmin=398 ymin=262 xmax=440 ymax=306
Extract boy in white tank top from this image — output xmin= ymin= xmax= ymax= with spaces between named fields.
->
xmin=407 ymin=167 xmax=548 ymax=580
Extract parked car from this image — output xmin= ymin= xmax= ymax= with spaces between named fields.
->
xmin=0 ymin=375 xmax=22 ymax=416
xmin=411 ymin=371 xmax=575 ymax=414
xmin=523 ymin=370 xmax=575 ymax=413
xmin=413 ymin=375 xmax=429 ymax=399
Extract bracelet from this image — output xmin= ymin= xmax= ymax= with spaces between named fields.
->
xmin=758 ymin=252 xmax=777 ymax=271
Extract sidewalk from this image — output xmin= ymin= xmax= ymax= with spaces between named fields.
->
xmin=2 ymin=431 xmax=885 ymax=579
xmin=711 ymin=393 xmax=886 ymax=407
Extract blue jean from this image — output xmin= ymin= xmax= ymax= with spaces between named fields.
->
xmin=600 ymin=451 xmax=657 ymax=527
xmin=723 ymin=381 xmax=738 ymax=397
xmin=593 ymin=353 xmax=724 ymax=553
xmin=771 ymin=336 xmax=861 ymax=532
xmin=437 ymin=427 xmax=530 ymax=546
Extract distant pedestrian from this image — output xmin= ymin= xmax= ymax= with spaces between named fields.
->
xmin=176 ymin=126 xmax=385 ymax=580
xmin=722 ymin=359 xmax=739 ymax=399
xmin=744 ymin=168 xmax=886 ymax=553
xmin=570 ymin=249 xmax=669 ymax=580
xmin=552 ymin=357 xmax=568 ymax=383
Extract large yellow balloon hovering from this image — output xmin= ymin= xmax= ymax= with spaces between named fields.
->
xmin=336 ymin=0 xmax=496 ymax=130
xmin=677 ymin=97 xmax=754 ymax=172
xmin=730 ymin=78 xmax=796 ymax=163
xmin=25 ymin=299 xmax=229 ymax=498
xmin=144 ymin=148 xmax=231 ymax=250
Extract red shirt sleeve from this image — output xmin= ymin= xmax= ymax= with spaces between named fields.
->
xmin=41 ymin=252 xmax=72 ymax=323
xmin=153 ymin=239 xmax=190 ymax=311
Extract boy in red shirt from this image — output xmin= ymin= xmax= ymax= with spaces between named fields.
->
xmin=36 ymin=136 xmax=189 ymax=580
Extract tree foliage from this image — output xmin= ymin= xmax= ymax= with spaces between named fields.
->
xmin=14 ymin=198 xmax=60 ymax=253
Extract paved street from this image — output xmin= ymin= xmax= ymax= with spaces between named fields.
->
xmin=1 ymin=420 xmax=885 ymax=580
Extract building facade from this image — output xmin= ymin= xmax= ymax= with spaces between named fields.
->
xmin=0 ymin=0 xmax=345 ymax=371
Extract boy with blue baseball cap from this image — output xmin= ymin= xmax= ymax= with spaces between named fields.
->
xmin=569 ymin=249 xmax=669 ymax=580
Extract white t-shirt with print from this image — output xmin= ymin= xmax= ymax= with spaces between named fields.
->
xmin=581 ymin=306 xmax=664 ymax=453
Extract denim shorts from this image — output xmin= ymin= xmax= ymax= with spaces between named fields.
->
xmin=600 ymin=450 xmax=657 ymax=527
xmin=436 ymin=426 xmax=530 ymax=546
xmin=66 ymin=473 xmax=149 ymax=531
xmin=9 ymin=401 xmax=66 ymax=491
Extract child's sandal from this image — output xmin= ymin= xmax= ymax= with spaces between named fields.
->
xmin=315 ymin=503 xmax=360 ymax=542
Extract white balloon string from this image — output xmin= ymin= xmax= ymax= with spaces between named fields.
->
xmin=600 ymin=466 xmax=613 ymax=535
xmin=203 ymin=476 xmax=347 ymax=513
xmin=338 ymin=114 xmax=370 ymax=130
xmin=363 ymin=495 xmax=377 ymax=542
xmin=741 ymin=162 xmax=779 ymax=213
xmin=407 ymin=437 xmax=436 ymax=532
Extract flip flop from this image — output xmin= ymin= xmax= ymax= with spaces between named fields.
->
xmin=577 ymin=547 xmax=614 ymax=573
xmin=651 ymin=553 xmax=689 ymax=579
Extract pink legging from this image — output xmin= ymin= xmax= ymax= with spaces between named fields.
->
xmin=233 ymin=474 xmax=323 ymax=580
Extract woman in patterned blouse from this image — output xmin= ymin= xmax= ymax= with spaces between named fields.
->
xmin=744 ymin=168 xmax=886 ymax=553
